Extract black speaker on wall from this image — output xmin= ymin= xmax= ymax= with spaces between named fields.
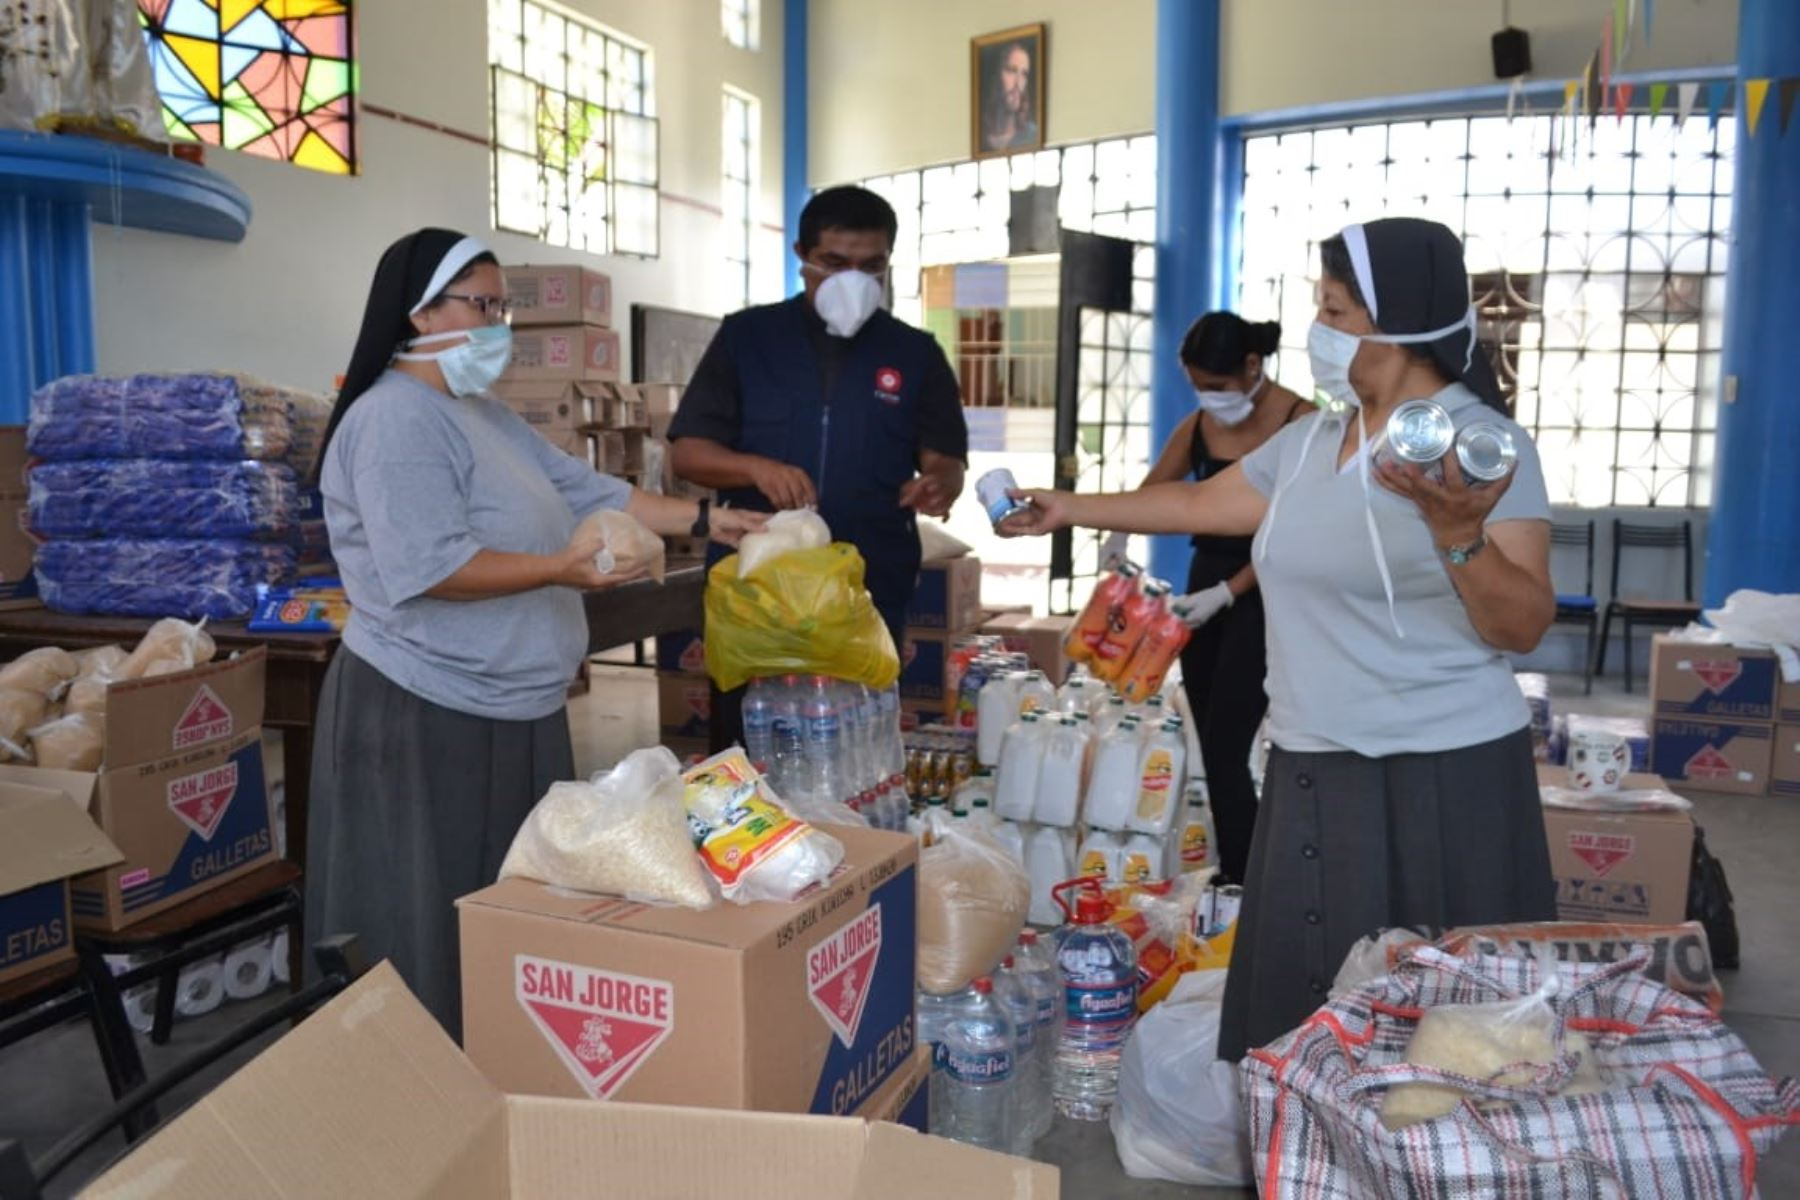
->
xmin=1492 ymin=26 xmax=1531 ymax=79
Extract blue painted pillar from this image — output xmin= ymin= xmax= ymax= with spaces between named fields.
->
xmin=1149 ymin=0 xmax=1223 ymax=586
xmin=1706 ymin=0 xmax=1800 ymax=603
xmin=0 ymin=193 xmax=95 ymax=422
xmin=783 ymin=0 xmax=808 ymax=297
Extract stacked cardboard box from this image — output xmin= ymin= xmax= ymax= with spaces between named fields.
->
xmin=1648 ymin=635 xmax=1785 ymax=796
xmin=898 ymin=557 xmax=983 ymax=725
xmin=655 ymin=628 xmax=711 ymax=759
xmin=641 ymin=383 xmax=716 ymax=559
xmin=1536 ymin=764 xmax=1694 ymax=924
xmin=0 ymin=781 xmax=122 ymax=985
xmin=495 ymin=265 xmax=620 ymax=468
xmin=979 ymin=611 xmax=1075 ymax=687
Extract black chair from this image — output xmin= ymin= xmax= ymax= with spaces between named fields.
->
xmin=1549 ymin=520 xmax=1599 ymax=694
xmin=1593 ymin=519 xmax=1703 ymax=692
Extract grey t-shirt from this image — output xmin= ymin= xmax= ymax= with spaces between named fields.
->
xmin=1239 ymin=382 xmax=1551 ymax=757
xmin=322 ymin=371 xmax=632 ymax=721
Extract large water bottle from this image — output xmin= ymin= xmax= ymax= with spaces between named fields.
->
xmin=917 ymin=986 xmax=971 ymax=1135
xmin=1050 ymin=878 xmax=1138 ymax=1121
xmin=1084 ymin=718 xmax=1143 ymax=831
xmin=992 ymin=957 xmax=1042 ymax=1155
xmin=994 ymin=713 xmax=1047 ymax=821
xmin=833 ymin=681 xmax=867 ymax=800
xmin=800 ymin=676 xmax=844 ymax=805
xmin=1024 ymin=824 xmax=1073 ymax=926
xmin=940 ymin=977 xmax=1018 ymax=1151
xmin=742 ymin=677 xmax=777 ymax=768
xmin=1032 ymin=714 xmax=1088 ymax=827
xmin=881 ymin=685 xmax=907 ymax=777
xmin=1013 ymin=929 xmax=1062 ymax=1141
xmin=768 ymin=675 xmax=806 ymax=797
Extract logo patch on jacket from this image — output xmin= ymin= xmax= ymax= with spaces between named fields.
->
xmin=874 ymin=367 xmax=903 ymax=404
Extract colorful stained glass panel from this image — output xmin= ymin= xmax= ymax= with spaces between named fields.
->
xmin=137 ymin=0 xmax=356 ymax=175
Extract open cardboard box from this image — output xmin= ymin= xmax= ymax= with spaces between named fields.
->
xmin=81 ymin=962 xmax=1058 ymax=1198
xmin=0 ymin=780 xmax=122 ymax=986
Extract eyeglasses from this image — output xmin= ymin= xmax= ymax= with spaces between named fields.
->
xmin=441 ymin=293 xmax=515 ymax=324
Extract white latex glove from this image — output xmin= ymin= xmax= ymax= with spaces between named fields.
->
xmin=1171 ymin=582 xmax=1233 ymax=629
xmin=1100 ymin=530 xmax=1130 ymax=570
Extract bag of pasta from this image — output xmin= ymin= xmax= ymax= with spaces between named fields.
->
xmin=703 ymin=543 xmax=899 ymax=691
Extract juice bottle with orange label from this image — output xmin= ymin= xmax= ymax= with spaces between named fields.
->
xmin=1128 ymin=719 xmax=1186 ymax=835
xmin=1091 ymin=579 xmax=1163 ymax=684
xmin=1117 ymin=601 xmax=1192 ymax=704
xmin=1065 ymin=563 xmax=1141 ymax=668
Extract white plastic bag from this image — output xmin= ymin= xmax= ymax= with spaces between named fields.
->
xmin=735 ymin=508 xmax=832 ymax=578
xmin=917 ymin=809 xmax=1030 ymax=994
xmin=681 ymin=748 xmax=844 ymax=904
xmin=120 ymin=618 xmax=215 ymax=680
xmin=0 ymin=1 xmax=83 ymax=133
xmin=1330 ymin=927 xmax=1429 ymax=999
xmin=499 ymin=747 xmax=717 ymax=909
xmin=580 ymin=509 xmax=666 ymax=582
xmin=1701 ymin=588 xmax=1800 ymax=681
xmin=1111 ymin=970 xmax=1253 ymax=1187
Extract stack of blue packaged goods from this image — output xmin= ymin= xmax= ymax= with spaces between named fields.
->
xmin=27 ymin=373 xmax=330 ymax=620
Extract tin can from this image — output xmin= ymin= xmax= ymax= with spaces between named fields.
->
xmin=928 ymin=750 xmax=953 ymax=801
xmin=1373 ymin=399 xmax=1454 ymax=473
xmin=951 ymin=749 xmax=974 ymax=790
xmin=975 ymin=468 xmax=1032 ymax=527
xmin=904 ymin=747 xmax=924 ymax=800
xmin=1453 ymin=422 xmax=1517 ymax=487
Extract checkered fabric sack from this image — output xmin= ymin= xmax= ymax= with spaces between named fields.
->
xmin=1241 ymin=947 xmax=1800 ymax=1198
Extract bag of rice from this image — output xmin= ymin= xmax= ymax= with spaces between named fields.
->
xmin=499 ymin=747 xmax=716 ymax=909
xmin=735 ymin=508 xmax=831 ymax=579
xmin=28 ymin=712 xmax=104 ymax=772
xmin=0 ymin=647 xmax=79 ymax=697
xmin=680 ymin=748 xmax=843 ymax=904
xmin=579 ymin=509 xmax=666 ymax=583
xmin=121 ymin=618 xmax=216 ymax=679
xmin=0 ymin=688 xmax=51 ymax=760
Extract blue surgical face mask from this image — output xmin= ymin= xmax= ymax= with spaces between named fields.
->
xmin=395 ymin=325 xmax=514 ymax=397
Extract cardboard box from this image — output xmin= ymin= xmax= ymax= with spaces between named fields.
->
xmin=658 ymin=671 xmax=711 ymax=741
xmin=656 ymin=627 xmax=706 ymax=675
xmin=504 ymin=264 xmax=613 ymax=328
xmin=1770 ymin=724 xmax=1800 ymax=799
xmin=505 ymin=324 xmax=622 ymax=384
xmin=980 ymin=612 xmax=1074 ymax=685
xmin=494 ymin=381 xmax=596 ymax=459
xmin=900 ymin=628 xmax=953 ymax=707
xmin=593 ymin=428 xmax=647 ymax=476
xmin=1649 ymin=635 xmax=1779 ymax=722
xmin=596 ymin=381 xmax=649 ymax=429
xmin=1651 ymin=718 xmax=1775 ymax=795
xmin=864 ymin=1046 xmax=929 ymax=1133
xmin=82 ymin=962 xmax=1057 ymax=1199
xmin=1541 ymin=803 xmax=1695 ymax=924
xmin=642 ymin=382 xmax=683 ymax=440
xmin=459 ymin=826 xmax=919 ymax=1116
xmin=906 ymin=557 xmax=982 ymax=632
xmin=0 ymin=428 xmax=38 ymax=612
xmin=0 ymin=650 xmax=276 ymax=930
xmin=1780 ymin=678 xmax=1800 ymax=726
xmin=1536 ymin=765 xmax=1667 ymax=793
xmin=0 ymin=782 xmax=122 ymax=986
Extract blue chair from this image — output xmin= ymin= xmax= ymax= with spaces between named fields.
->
xmin=1550 ymin=521 xmax=1598 ymax=694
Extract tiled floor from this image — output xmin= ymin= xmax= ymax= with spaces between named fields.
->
xmin=2 ymin=665 xmax=1795 ymax=1197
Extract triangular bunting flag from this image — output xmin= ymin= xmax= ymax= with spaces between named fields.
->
xmin=1586 ymin=56 xmax=1604 ymax=126
xmin=1648 ymin=82 xmax=1669 ymax=119
xmin=1780 ymin=78 xmax=1800 ymax=135
xmin=1677 ymin=81 xmax=1700 ymax=127
xmin=1707 ymin=80 xmax=1729 ymax=129
xmin=1616 ymin=82 xmax=1636 ymax=122
xmin=1564 ymin=79 xmax=1582 ymax=116
xmin=1745 ymin=78 xmax=1772 ymax=136
xmin=1615 ymin=0 xmax=1629 ymax=57
xmin=1601 ymin=20 xmax=1614 ymax=92
xmin=1643 ymin=0 xmax=1656 ymax=43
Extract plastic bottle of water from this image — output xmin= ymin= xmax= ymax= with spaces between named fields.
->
xmin=1013 ymin=929 xmax=1062 ymax=1141
xmin=800 ymin=676 xmax=844 ymax=805
xmin=992 ymin=957 xmax=1042 ymax=1155
xmin=1092 ymin=695 xmax=1131 ymax=738
xmin=940 ymin=977 xmax=1017 ymax=1151
xmin=742 ymin=677 xmax=777 ymax=769
xmin=768 ymin=675 xmax=806 ymax=798
xmin=1024 ymin=823 xmax=1073 ymax=926
xmin=854 ymin=684 xmax=883 ymax=792
xmin=917 ymin=985 xmax=971 ymax=1136
xmin=1032 ymin=714 xmax=1087 ymax=827
xmin=1015 ymin=670 xmax=1057 ymax=719
xmin=1050 ymin=880 xmax=1138 ymax=1120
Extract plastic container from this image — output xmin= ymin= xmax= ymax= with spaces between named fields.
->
xmin=992 ymin=958 xmax=1044 ymax=1154
xmin=1015 ymin=670 xmax=1057 ymax=719
xmin=1167 ymin=780 xmax=1215 ymax=877
xmin=1128 ymin=719 xmax=1187 ymax=835
xmin=1118 ymin=605 xmax=1191 ymax=705
xmin=1076 ymin=828 xmax=1125 ymax=885
xmin=1013 ymin=928 xmax=1063 ymax=1141
xmin=1033 ymin=714 xmax=1088 ymax=827
xmin=1092 ymin=583 xmax=1163 ymax=683
xmin=977 ymin=669 xmax=1024 ymax=767
xmin=917 ymin=985 xmax=971 ymax=1135
xmin=992 ymin=818 xmax=1028 ymax=871
xmin=1084 ymin=719 xmax=1144 ymax=831
xmin=1050 ymin=879 xmax=1139 ymax=1120
xmin=940 ymin=977 xmax=1018 ymax=1150
xmin=1121 ymin=832 xmax=1163 ymax=885
xmin=1024 ymin=824 xmax=1074 ymax=926
xmin=1066 ymin=564 xmax=1141 ymax=670
xmin=994 ymin=713 xmax=1047 ymax=821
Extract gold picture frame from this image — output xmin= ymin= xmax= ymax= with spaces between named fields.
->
xmin=971 ymin=23 xmax=1046 ymax=160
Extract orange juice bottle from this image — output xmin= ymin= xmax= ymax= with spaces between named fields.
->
xmin=1066 ymin=562 xmax=1141 ymax=668
xmin=1092 ymin=579 xmax=1163 ymax=684
xmin=1118 ymin=599 xmax=1192 ymax=704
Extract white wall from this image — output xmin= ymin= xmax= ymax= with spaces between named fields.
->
xmin=92 ymin=0 xmax=787 ymax=391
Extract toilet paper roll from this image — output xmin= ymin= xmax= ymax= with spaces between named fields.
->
xmin=121 ymin=986 xmax=156 ymax=1034
xmin=270 ymin=928 xmax=291 ymax=985
xmin=223 ymin=939 xmax=274 ymax=1001
xmin=174 ymin=956 xmax=225 ymax=1019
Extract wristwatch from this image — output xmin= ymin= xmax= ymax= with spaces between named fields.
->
xmin=691 ymin=498 xmax=711 ymax=538
xmin=1443 ymin=531 xmax=1488 ymax=566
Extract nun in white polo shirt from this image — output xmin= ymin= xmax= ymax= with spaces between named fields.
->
xmin=999 ymin=217 xmax=1558 ymax=1059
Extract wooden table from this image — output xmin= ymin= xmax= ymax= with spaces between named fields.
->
xmin=0 ymin=563 xmax=706 ymax=872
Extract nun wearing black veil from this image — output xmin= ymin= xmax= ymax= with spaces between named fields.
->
xmin=307 ymin=228 xmax=762 ymax=1035
xmin=995 ymin=217 xmax=1559 ymax=1060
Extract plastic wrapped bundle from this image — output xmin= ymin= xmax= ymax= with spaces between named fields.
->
xmin=29 ymin=459 xmax=299 ymax=539
xmin=36 ymin=539 xmax=295 ymax=620
xmin=29 ymin=373 xmax=294 ymax=462
xmin=284 ymin=390 xmax=334 ymax=477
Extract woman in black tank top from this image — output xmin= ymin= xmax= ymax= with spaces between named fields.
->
xmin=1104 ymin=312 xmax=1310 ymax=883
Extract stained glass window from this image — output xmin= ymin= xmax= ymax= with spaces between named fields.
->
xmin=136 ymin=0 xmax=356 ymax=176
xmin=489 ymin=0 xmax=659 ymax=257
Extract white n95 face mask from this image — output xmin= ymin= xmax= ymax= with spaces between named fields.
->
xmin=1194 ymin=373 xmax=1266 ymax=426
xmin=808 ymin=267 xmax=885 ymax=338
xmin=395 ymin=325 xmax=514 ymax=398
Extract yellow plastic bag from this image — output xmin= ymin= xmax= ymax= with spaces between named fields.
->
xmin=703 ymin=543 xmax=900 ymax=691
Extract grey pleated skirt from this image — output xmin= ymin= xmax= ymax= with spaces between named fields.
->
xmin=1217 ymin=726 xmax=1555 ymax=1062
xmin=304 ymin=648 xmax=573 ymax=1040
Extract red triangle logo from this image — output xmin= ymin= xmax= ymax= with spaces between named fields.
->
xmin=807 ymin=906 xmax=882 ymax=1046
xmin=678 ymin=639 xmax=705 ymax=673
xmin=1690 ymin=660 xmax=1742 ymax=694
xmin=1568 ymin=831 xmax=1634 ymax=878
xmin=173 ymin=685 xmax=234 ymax=750
xmin=166 ymin=761 xmax=239 ymax=841
xmin=1685 ymin=744 xmax=1736 ymax=781
xmin=515 ymin=955 xmax=674 ymax=1100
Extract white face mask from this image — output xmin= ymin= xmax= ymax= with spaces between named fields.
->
xmin=1194 ymin=372 xmax=1266 ymax=426
xmin=1306 ymin=321 xmax=1364 ymax=413
xmin=807 ymin=266 xmax=886 ymax=338
xmin=395 ymin=325 xmax=514 ymax=398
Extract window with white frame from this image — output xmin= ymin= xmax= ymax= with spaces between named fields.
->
xmin=722 ymin=0 xmax=758 ymax=51
xmin=1238 ymin=113 xmax=1733 ymax=508
xmin=488 ymin=0 xmax=660 ymax=256
xmin=722 ymin=87 xmax=758 ymax=310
